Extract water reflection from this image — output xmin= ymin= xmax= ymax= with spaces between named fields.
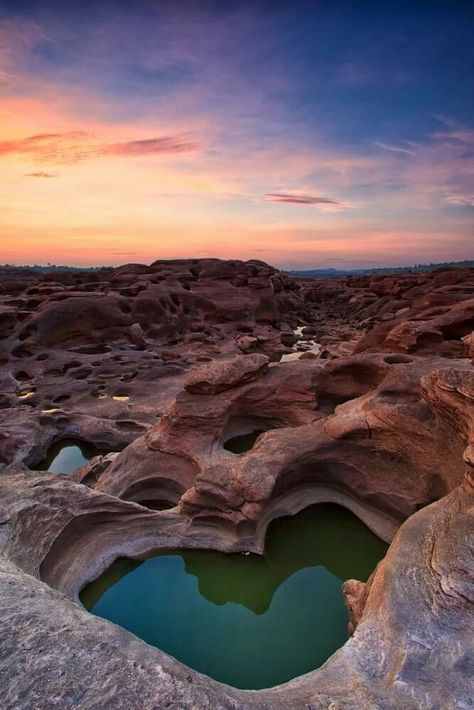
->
xmin=82 ymin=504 xmax=387 ymax=688
xmin=39 ymin=439 xmax=98 ymax=474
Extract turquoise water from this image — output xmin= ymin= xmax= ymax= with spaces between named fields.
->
xmin=40 ymin=439 xmax=97 ymax=474
xmin=81 ymin=504 xmax=387 ymax=689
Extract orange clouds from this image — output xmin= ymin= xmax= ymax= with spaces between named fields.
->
xmin=0 ymin=131 xmax=199 ymax=164
xmin=0 ymin=46 xmax=472 ymax=269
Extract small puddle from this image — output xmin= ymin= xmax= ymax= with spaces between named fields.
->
xmin=81 ymin=503 xmax=388 ymax=689
xmin=279 ymin=350 xmax=304 ymax=363
xmin=39 ymin=439 xmax=99 ymax=474
xmin=280 ymin=326 xmax=320 ymax=363
xmin=137 ymin=499 xmax=177 ymax=511
xmin=17 ymin=390 xmax=35 ymax=400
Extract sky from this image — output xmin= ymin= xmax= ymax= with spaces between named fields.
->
xmin=0 ymin=0 xmax=473 ymax=269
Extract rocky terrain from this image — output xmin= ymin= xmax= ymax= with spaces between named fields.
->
xmin=0 ymin=259 xmax=300 ymax=471
xmin=0 ymin=260 xmax=473 ymax=709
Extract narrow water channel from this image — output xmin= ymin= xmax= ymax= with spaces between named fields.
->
xmin=81 ymin=503 xmax=388 ymax=689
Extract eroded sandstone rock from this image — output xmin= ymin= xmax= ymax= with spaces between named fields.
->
xmin=93 ymin=352 xmax=471 ymax=545
xmin=0 ymin=260 xmax=303 ymax=473
xmin=184 ymin=353 xmax=269 ymax=394
xmin=0 ymin=467 xmax=471 ymax=708
xmin=1 ymin=263 xmax=473 ymax=708
xmin=300 ymin=266 xmax=474 ymax=359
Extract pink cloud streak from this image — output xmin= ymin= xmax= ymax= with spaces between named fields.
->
xmin=0 ymin=131 xmax=199 ymax=164
xmin=264 ymin=193 xmax=341 ymax=206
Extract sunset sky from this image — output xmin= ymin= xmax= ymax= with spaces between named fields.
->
xmin=0 ymin=0 xmax=473 ymax=269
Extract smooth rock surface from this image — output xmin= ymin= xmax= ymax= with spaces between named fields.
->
xmin=0 ymin=470 xmax=472 ymax=709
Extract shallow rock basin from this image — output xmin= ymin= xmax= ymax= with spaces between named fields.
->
xmin=81 ymin=504 xmax=387 ymax=689
xmin=223 ymin=429 xmax=266 ymax=454
xmin=39 ymin=439 xmax=99 ymax=474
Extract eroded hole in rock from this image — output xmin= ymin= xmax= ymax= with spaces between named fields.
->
xmin=116 ymin=420 xmax=146 ymax=431
xmin=417 ymin=331 xmax=443 ymax=347
xmin=222 ymin=417 xmax=277 ymax=454
xmin=121 ymin=477 xmax=185 ymax=510
xmin=18 ymin=324 xmax=37 ymax=341
xmin=53 ymin=394 xmax=70 ymax=403
xmin=71 ymin=345 xmax=111 ymax=355
xmin=316 ymin=393 xmax=353 ymax=415
xmin=71 ymin=367 xmax=93 ymax=380
xmin=39 ymin=439 xmax=100 ymax=474
xmin=384 ymin=354 xmax=414 ymax=364
xmin=119 ymin=372 xmax=138 ymax=382
xmin=224 ymin=430 xmax=266 ymax=453
xmin=15 ymin=370 xmax=31 ymax=381
xmin=439 ymin=317 xmax=474 ymax=340
xmin=81 ymin=504 xmax=387 ymax=690
xmin=12 ymin=346 xmax=33 ymax=358
xmin=63 ymin=360 xmax=82 ymax=373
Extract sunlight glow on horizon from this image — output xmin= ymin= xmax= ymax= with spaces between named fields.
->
xmin=0 ymin=3 xmax=472 ymax=269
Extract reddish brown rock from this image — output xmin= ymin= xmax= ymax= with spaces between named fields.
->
xmin=95 ymin=356 xmax=321 ymax=512
xmin=91 ymin=350 xmax=471 ymax=547
xmin=0 ymin=259 xmax=304 ymax=473
xmin=300 ymin=266 xmax=474 ymax=359
xmin=1 ymin=261 xmax=473 ymax=708
xmin=421 ymin=368 xmax=474 ymax=465
xmin=184 ymin=353 xmax=269 ymax=394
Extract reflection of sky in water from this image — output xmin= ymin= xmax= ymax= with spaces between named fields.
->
xmin=280 ymin=326 xmax=320 ymax=363
xmin=82 ymin=504 xmax=388 ymax=689
xmin=40 ymin=440 xmax=98 ymax=474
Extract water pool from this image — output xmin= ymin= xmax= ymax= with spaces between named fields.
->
xmin=81 ymin=503 xmax=388 ymax=689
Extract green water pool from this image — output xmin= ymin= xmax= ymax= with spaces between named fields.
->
xmin=81 ymin=503 xmax=388 ymax=689
xmin=40 ymin=439 xmax=97 ymax=474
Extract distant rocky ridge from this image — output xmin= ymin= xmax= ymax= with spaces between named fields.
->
xmin=3 ymin=257 xmax=473 ymax=278
xmin=286 ymin=258 xmax=474 ymax=278
xmin=0 ymin=258 xmax=472 ymax=708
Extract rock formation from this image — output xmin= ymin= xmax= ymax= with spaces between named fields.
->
xmin=301 ymin=265 xmax=474 ymax=359
xmin=0 ymin=260 xmax=472 ymax=708
xmin=0 ymin=259 xmax=301 ymax=473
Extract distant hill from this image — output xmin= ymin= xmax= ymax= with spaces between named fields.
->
xmin=2 ymin=259 xmax=473 ymax=278
xmin=285 ymin=260 xmax=474 ymax=278
xmin=0 ymin=264 xmax=112 ymax=273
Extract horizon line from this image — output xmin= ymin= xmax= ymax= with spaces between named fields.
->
xmin=2 ymin=257 xmax=473 ymax=272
